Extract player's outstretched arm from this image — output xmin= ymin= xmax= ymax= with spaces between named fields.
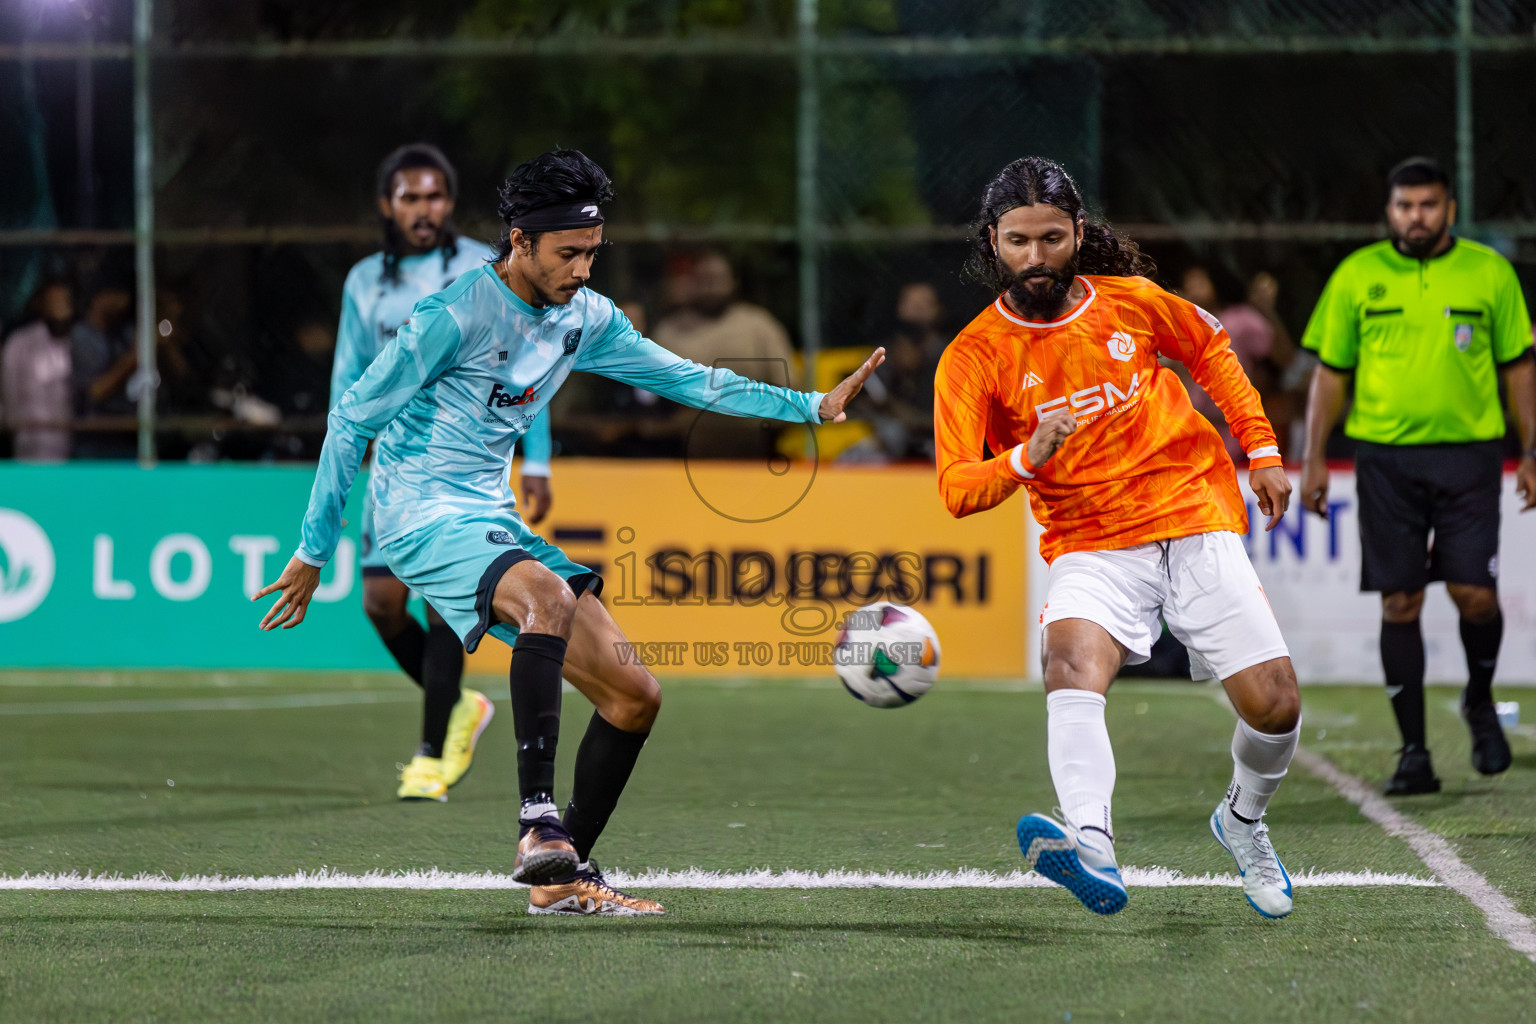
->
xmin=575 ymin=306 xmax=869 ymax=424
xmin=817 ymin=348 xmax=886 ymax=423
xmin=253 ymin=557 xmax=322 ymax=631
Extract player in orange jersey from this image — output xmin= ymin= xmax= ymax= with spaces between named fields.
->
xmin=934 ymin=157 xmax=1301 ymax=919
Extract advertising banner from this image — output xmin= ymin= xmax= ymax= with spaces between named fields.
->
xmin=462 ymin=459 xmax=1029 ymax=678
xmin=0 ymin=461 xmax=1032 ymax=677
xmin=0 ymin=463 xmax=386 ymax=670
xmin=1238 ymin=468 xmax=1536 ymax=684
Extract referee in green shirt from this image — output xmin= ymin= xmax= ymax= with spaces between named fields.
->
xmin=1299 ymin=157 xmax=1536 ymax=796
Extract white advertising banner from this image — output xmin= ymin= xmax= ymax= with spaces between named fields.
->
xmin=1240 ymin=469 xmax=1536 ymax=684
xmin=1026 ymin=469 xmax=1536 ymax=684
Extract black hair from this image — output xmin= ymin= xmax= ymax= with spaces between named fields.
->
xmin=965 ymin=156 xmax=1155 ymax=290
xmin=491 ymin=148 xmax=615 ymax=263
xmin=26 ymin=274 xmax=73 ymax=310
xmin=1387 ymin=156 xmax=1454 ymax=198
xmin=1180 ymin=263 xmax=1247 ymax=309
xmin=375 ymin=143 xmax=460 ymax=285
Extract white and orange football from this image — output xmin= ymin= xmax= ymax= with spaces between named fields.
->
xmin=833 ymin=601 xmax=941 ymax=708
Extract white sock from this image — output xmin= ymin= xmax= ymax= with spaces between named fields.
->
xmin=1227 ymin=718 xmax=1300 ymax=823
xmin=1046 ymin=689 xmax=1116 ymax=840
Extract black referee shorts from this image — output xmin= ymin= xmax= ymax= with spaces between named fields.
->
xmin=1354 ymin=440 xmax=1502 ymax=594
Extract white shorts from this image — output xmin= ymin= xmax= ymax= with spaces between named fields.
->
xmin=1040 ymin=531 xmax=1289 ymax=681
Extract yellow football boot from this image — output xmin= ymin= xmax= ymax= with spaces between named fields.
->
xmin=396 ymin=755 xmax=448 ymax=802
xmin=528 ymin=861 xmax=664 ymax=916
xmin=441 ymin=689 xmax=495 ymax=787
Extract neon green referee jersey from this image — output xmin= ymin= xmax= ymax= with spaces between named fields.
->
xmin=1301 ymin=238 xmax=1533 ymax=445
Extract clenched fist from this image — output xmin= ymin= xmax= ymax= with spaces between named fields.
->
xmin=1027 ymin=409 xmax=1078 ymax=468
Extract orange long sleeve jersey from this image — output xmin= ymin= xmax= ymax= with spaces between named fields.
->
xmin=934 ymin=275 xmax=1282 ymax=563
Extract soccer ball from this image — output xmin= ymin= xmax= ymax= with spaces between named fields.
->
xmin=833 ymin=601 xmax=941 ymax=708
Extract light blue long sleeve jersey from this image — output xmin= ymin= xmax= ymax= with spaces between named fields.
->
xmin=332 ymin=238 xmax=552 ymax=474
xmin=295 ymin=264 xmax=826 ymax=566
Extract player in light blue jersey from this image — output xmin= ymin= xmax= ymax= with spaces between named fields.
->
xmin=257 ymin=149 xmax=883 ymax=915
xmin=339 ymin=144 xmax=554 ymax=803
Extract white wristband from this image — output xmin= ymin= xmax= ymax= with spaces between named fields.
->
xmin=1009 ymin=443 xmax=1035 ymax=479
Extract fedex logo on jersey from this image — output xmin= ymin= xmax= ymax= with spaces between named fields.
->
xmin=1033 ymin=372 xmax=1143 ymax=421
xmin=487 ymin=382 xmax=539 ymax=408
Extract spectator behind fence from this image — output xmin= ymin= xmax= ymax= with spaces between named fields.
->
xmin=70 ymin=281 xmax=137 ymax=458
xmin=3 ymin=280 xmax=76 ymax=461
xmin=649 ymin=251 xmax=796 ymax=458
xmin=1175 ymin=265 xmax=1279 ymax=465
xmin=841 ymin=281 xmax=949 ymax=462
xmin=1247 ymin=270 xmax=1313 ymax=458
xmin=652 ymin=251 xmax=796 ymax=383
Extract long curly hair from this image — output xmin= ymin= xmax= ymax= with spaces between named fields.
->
xmin=965 ymin=157 xmax=1155 ymax=290
xmin=375 ymin=143 xmax=460 ymax=285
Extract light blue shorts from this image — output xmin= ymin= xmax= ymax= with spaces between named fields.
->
xmin=379 ymin=512 xmax=600 ymax=652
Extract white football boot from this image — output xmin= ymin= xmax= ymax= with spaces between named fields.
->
xmin=1209 ymin=802 xmax=1293 ymax=918
xmin=1016 ymin=810 xmax=1128 ymax=915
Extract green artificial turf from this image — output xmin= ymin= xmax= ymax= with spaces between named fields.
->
xmin=0 ymin=672 xmax=1531 ymax=1022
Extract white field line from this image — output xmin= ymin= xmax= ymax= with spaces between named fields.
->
xmin=0 ymin=866 xmax=1436 ymax=892
xmin=0 ymin=691 xmax=417 ymax=716
xmin=1296 ymin=747 xmax=1536 ymax=963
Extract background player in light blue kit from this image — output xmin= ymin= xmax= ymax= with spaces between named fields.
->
xmin=339 ymin=144 xmax=554 ymax=802
xmin=256 ymin=149 xmax=884 ymax=915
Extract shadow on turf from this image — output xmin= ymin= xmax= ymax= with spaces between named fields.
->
xmin=467 ymin=908 xmax=1250 ymax=942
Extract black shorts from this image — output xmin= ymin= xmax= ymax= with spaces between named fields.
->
xmin=1354 ymin=440 xmax=1502 ymax=593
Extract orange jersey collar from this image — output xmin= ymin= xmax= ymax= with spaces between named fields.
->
xmin=992 ymin=277 xmax=1098 ymax=329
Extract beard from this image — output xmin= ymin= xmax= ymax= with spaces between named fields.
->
xmin=1392 ymin=222 xmax=1449 ymax=259
xmin=1001 ymin=251 xmax=1079 ymax=320
xmin=691 ymin=293 xmax=733 ymax=318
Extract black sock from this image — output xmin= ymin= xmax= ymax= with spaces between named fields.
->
xmin=1460 ymin=611 xmax=1503 ymax=706
xmin=418 ymin=622 xmax=464 ymax=759
xmin=378 ymin=618 xmax=426 ymax=688
xmin=1381 ymin=620 xmax=1426 ymax=748
xmin=563 ymin=712 xmax=650 ymax=862
xmin=510 ymin=632 xmax=567 ymax=822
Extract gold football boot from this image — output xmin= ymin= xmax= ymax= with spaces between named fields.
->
xmin=511 ymin=819 xmax=579 ymax=885
xmin=528 ymin=861 xmax=664 ymax=916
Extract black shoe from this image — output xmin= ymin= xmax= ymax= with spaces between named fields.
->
xmin=1461 ymin=691 xmax=1513 ymax=776
xmin=1384 ymin=744 xmax=1441 ymax=796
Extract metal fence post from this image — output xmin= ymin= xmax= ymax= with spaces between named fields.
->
xmin=133 ymin=0 xmax=157 ymax=465
xmin=1455 ymin=0 xmax=1474 ymax=233
xmin=796 ymin=0 xmax=820 ymax=456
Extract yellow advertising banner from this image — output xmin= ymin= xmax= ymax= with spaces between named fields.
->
xmin=466 ymin=458 xmax=1030 ymax=678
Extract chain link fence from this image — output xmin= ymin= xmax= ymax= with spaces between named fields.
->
xmin=3 ymin=0 xmax=1534 ymax=461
